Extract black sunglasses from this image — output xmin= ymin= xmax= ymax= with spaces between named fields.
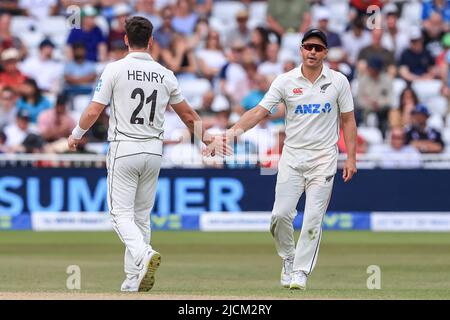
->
xmin=302 ymin=43 xmax=327 ymax=52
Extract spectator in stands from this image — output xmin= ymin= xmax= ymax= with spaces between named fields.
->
xmin=0 ymin=12 xmax=27 ymax=59
xmin=0 ymin=86 xmax=16 ymax=130
xmin=422 ymin=12 xmax=446 ymax=58
xmin=389 ymin=86 xmax=420 ymax=129
xmin=18 ymin=0 xmax=58 ymax=20
xmin=219 ymin=39 xmax=249 ymax=106
xmin=196 ymin=30 xmax=227 ymax=82
xmin=3 ymin=109 xmax=37 ymax=151
xmin=422 ymin=0 xmax=450 ymax=24
xmin=441 ymin=33 xmax=450 ymax=100
xmin=37 ymin=94 xmax=75 ymax=142
xmin=350 ymin=0 xmax=383 ymax=16
xmin=314 ymin=6 xmax=342 ymax=48
xmin=405 ymin=104 xmax=445 ymax=153
xmin=326 ymin=47 xmax=353 ymax=81
xmin=257 ymin=42 xmax=283 ymax=79
xmin=160 ymin=33 xmax=197 ymax=80
xmin=0 ymin=48 xmax=26 ymax=93
xmin=172 ymin=0 xmax=198 ymax=36
xmin=341 ymin=16 xmax=371 ymax=66
xmin=63 ymin=42 xmax=97 ymax=96
xmin=188 ymin=16 xmax=210 ymax=50
xmin=107 ymin=3 xmax=131 ymax=50
xmin=239 ymin=73 xmax=269 ymax=114
xmin=356 ymin=57 xmax=393 ymax=135
xmin=225 ymin=9 xmax=252 ymax=49
xmin=0 ymin=130 xmax=6 ymax=153
xmin=153 ymin=6 xmax=177 ymax=59
xmin=66 ymin=5 xmax=107 ymax=62
xmin=381 ymin=3 xmax=410 ymax=60
xmin=135 ymin=0 xmax=163 ymax=31
xmin=16 ymin=78 xmax=52 ymax=124
xmin=266 ymin=0 xmax=311 ymax=35
xmin=399 ymin=28 xmax=436 ymax=82
xmin=19 ymin=39 xmax=63 ymax=93
xmin=358 ymin=28 xmax=396 ymax=77
xmin=370 ymin=127 xmax=422 ymax=169
xmin=0 ymin=1 xmax=23 ymax=16
xmin=248 ymin=26 xmax=270 ymax=64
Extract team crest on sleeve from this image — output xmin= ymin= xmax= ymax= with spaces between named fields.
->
xmin=95 ymin=79 xmax=103 ymax=92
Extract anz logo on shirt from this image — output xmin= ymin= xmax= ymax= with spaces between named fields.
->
xmin=294 ymin=102 xmax=332 ymax=115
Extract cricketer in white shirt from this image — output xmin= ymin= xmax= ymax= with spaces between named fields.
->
xmin=68 ymin=16 xmax=223 ymax=292
xmin=216 ymin=29 xmax=357 ymax=290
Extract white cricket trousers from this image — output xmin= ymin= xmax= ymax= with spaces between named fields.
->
xmin=107 ymin=140 xmax=162 ymax=279
xmin=270 ymin=145 xmax=338 ymax=275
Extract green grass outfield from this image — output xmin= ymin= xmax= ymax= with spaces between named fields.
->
xmin=0 ymin=231 xmax=450 ymax=299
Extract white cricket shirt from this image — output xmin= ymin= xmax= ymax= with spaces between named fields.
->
xmin=92 ymin=52 xmax=184 ymax=152
xmin=259 ymin=64 xmax=354 ymax=150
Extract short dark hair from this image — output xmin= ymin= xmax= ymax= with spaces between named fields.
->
xmin=125 ymin=16 xmax=153 ymax=49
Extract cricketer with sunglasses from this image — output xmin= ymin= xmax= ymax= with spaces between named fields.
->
xmin=224 ymin=29 xmax=357 ymax=290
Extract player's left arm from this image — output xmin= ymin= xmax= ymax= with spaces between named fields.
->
xmin=340 ymin=111 xmax=357 ymax=182
xmin=338 ymin=74 xmax=357 ymax=183
xmin=68 ymin=102 xmax=106 ymax=151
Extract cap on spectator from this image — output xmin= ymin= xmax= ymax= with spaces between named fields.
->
xmin=17 ymin=109 xmax=30 ymax=119
xmin=39 ymin=38 xmax=55 ymax=49
xmin=113 ymin=3 xmax=132 ymax=17
xmin=236 ymin=9 xmax=249 ymax=19
xmin=302 ymin=29 xmax=328 ymax=47
xmin=327 ymin=47 xmax=345 ymax=62
xmin=411 ymin=104 xmax=430 ymax=117
xmin=383 ymin=3 xmax=399 ymax=16
xmin=442 ymin=32 xmax=450 ymax=48
xmin=315 ymin=6 xmax=331 ymax=21
xmin=409 ymin=28 xmax=422 ymax=41
xmin=81 ymin=5 xmax=98 ymax=18
xmin=1 ymin=48 xmax=20 ymax=61
xmin=367 ymin=56 xmax=384 ymax=71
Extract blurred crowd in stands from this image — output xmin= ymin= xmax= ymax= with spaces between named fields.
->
xmin=0 ymin=0 xmax=450 ymax=168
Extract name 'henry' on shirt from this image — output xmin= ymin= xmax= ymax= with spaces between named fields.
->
xmin=127 ymin=70 xmax=165 ymax=83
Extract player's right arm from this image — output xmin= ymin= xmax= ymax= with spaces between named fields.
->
xmin=226 ymin=75 xmax=283 ymax=140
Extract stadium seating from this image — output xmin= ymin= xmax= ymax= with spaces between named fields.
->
xmin=178 ymin=78 xmax=211 ymax=110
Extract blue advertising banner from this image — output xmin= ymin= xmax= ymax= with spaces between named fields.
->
xmin=1 ymin=168 xmax=450 ymax=217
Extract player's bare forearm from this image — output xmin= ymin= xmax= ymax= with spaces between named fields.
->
xmin=341 ymin=111 xmax=357 ymax=161
xmin=171 ymin=100 xmax=209 ymax=144
xmin=341 ymin=111 xmax=357 ymax=182
xmin=227 ymin=105 xmax=270 ymax=139
xmin=79 ymin=101 xmax=106 ymax=130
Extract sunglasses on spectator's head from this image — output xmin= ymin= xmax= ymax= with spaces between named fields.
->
xmin=301 ymin=43 xmax=327 ymax=52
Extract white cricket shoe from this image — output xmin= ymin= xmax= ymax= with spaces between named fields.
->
xmin=137 ymin=250 xmax=161 ymax=292
xmin=280 ymin=257 xmax=294 ymax=288
xmin=120 ymin=276 xmax=138 ymax=292
xmin=290 ymin=270 xmax=307 ymax=290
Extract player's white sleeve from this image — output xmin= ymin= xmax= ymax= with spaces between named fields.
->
xmin=168 ymin=72 xmax=185 ymax=105
xmin=259 ymin=76 xmax=283 ymax=112
xmin=337 ymin=75 xmax=354 ymax=113
xmin=92 ymin=64 xmax=115 ymax=106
